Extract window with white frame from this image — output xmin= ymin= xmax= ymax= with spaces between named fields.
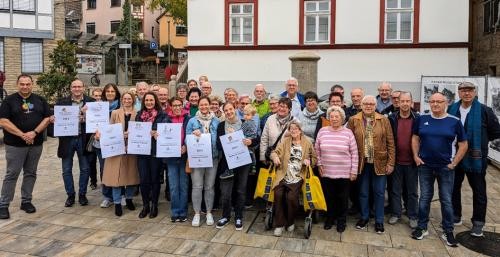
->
xmin=0 ymin=0 xmax=9 ymax=10
xmin=229 ymin=3 xmax=254 ymax=45
xmin=385 ymin=0 xmax=413 ymax=42
xmin=21 ymin=41 xmax=43 ymax=73
xmin=304 ymin=0 xmax=331 ymax=44
xmin=0 ymin=40 xmax=4 ymax=72
xmin=13 ymin=0 xmax=35 ymax=12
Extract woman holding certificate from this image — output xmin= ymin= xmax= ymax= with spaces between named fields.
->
xmin=185 ymin=96 xmax=220 ymax=227
xmin=270 ymin=120 xmax=317 ymax=237
xmin=215 ymin=102 xmax=259 ymax=230
xmin=100 ymin=92 xmax=139 ymax=216
xmin=136 ymin=92 xmax=168 ymax=219
xmin=165 ymin=97 xmax=190 ymax=222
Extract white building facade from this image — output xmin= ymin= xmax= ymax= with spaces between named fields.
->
xmin=187 ymin=0 xmax=469 ymax=98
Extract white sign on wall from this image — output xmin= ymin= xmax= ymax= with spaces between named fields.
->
xmin=76 ymin=54 xmax=103 ymax=74
xmin=420 ymin=76 xmax=486 ymax=113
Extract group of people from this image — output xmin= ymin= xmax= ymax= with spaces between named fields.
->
xmin=0 ymin=74 xmax=499 ymax=248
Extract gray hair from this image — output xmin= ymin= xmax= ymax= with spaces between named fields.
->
xmin=326 ymin=106 xmax=346 ymax=122
xmin=286 ymin=77 xmax=299 ymax=86
xmin=399 ymin=91 xmax=413 ymax=100
xmin=136 ymin=81 xmax=148 ymax=89
xmin=378 ymin=82 xmax=392 ymax=91
xmin=268 ymin=94 xmax=281 ymax=102
xmin=361 ymin=95 xmax=377 ymax=104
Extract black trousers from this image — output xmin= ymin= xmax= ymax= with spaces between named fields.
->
xmin=221 ymin=164 xmax=250 ymax=219
xmin=323 ymin=177 xmax=350 ymax=222
xmin=87 ymin=151 xmax=98 ymax=185
xmin=452 ymin=165 xmax=487 ymax=223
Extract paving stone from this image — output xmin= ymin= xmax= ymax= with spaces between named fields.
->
xmin=31 ymin=240 xmax=74 ymax=256
xmin=314 ymin=239 xmax=368 ymax=257
xmin=166 ymin=225 xmax=218 ymax=241
xmin=80 ymin=230 xmax=140 ymax=247
xmin=46 ymin=226 xmax=96 ymax=242
xmin=341 ymin=229 xmax=392 ymax=248
xmin=125 ymin=235 xmax=159 ymax=250
xmin=140 ymin=252 xmax=182 ymax=257
xmin=367 ymin=245 xmax=423 ymax=257
xmin=274 ymin=237 xmax=316 ymax=253
xmin=173 ymin=239 xmax=231 ymax=257
xmin=225 ymin=245 xmax=282 ymax=257
xmin=85 ymin=245 xmax=144 ymax=257
xmin=52 ymin=243 xmax=97 ymax=257
xmin=226 ymin=231 xmax=278 ymax=248
xmin=390 ymin=235 xmax=447 ymax=254
xmin=147 ymin=236 xmax=185 ymax=253
xmin=0 ymin=234 xmax=52 ymax=254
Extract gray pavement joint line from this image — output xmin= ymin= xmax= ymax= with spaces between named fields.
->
xmin=246 ymin=209 xmax=262 ymax=234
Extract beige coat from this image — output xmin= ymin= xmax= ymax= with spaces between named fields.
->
xmin=259 ymin=114 xmax=298 ymax=160
xmin=102 ymin=108 xmax=140 ymax=187
xmin=346 ymin=112 xmax=395 ymax=175
xmin=270 ymin=136 xmax=317 ymax=189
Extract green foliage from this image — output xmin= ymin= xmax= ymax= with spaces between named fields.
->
xmin=36 ymin=40 xmax=77 ymax=103
xmin=148 ymin=0 xmax=187 ymax=25
xmin=116 ymin=0 xmax=141 ymax=43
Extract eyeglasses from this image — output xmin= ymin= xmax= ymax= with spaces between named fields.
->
xmin=172 ymin=104 xmax=183 ymax=107
xmin=362 ymin=103 xmax=375 ymax=106
xmin=429 ymin=100 xmax=446 ymax=104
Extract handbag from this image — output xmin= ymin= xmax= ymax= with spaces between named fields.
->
xmin=302 ymin=165 xmax=327 ymax=211
xmin=254 ymin=164 xmax=276 ymax=202
xmin=264 ymin=129 xmax=286 ymax=162
xmin=86 ymin=135 xmax=95 ymax=152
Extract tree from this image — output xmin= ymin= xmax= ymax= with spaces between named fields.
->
xmin=148 ymin=0 xmax=187 ymax=25
xmin=116 ymin=0 xmax=141 ymax=43
xmin=37 ymin=40 xmax=77 ymax=103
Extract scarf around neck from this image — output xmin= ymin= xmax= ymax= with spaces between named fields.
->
xmin=140 ymin=109 xmax=158 ymax=123
xmin=196 ymin=110 xmax=215 ymax=133
xmin=109 ymin=100 xmax=120 ymax=112
xmin=277 ymin=113 xmax=293 ymax=128
xmin=225 ymin=116 xmax=242 ymax=133
xmin=302 ymin=107 xmax=323 ymax=120
xmin=449 ymin=99 xmax=482 ymax=172
xmin=363 ymin=113 xmax=375 ymax=163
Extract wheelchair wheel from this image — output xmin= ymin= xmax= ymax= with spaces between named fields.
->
xmin=264 ymin=209 xmax=273 ymax=230
xmin=304 ymin=216 xmax=312 ymax=239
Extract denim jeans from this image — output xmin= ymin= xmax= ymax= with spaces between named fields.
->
xmin=220 ymin=164 xmax=250 ymax=219
xmin=112 ymin=186 xmax=135 ymax=204
xmin=359 ymin=163 xmax=386 ymax=223
xmin=417 ymin=164 xmax=455 ymax=233
xmin=452 ymin=163 xmax=487 ymax=224
xmin=137 ymin=156 xmax=162 ymax=206
xmin=61 ymin=137 xmax=90 ymax=196
xmin=390 ymin=164 xmax=418 ymax=219
xmin=95 ymin=149 xmax=112 ymax=200
xmin=166 ymin=158 xmax=188 ymax=217
xmin=191 ymin=159 xmax=218 ymax=213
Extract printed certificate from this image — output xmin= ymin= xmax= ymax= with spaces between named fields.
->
xmin=54 ymin=105 xmax=79 ymax=137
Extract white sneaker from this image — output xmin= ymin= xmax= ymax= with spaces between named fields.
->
xmin=121 ymin=196 xmax=126 ymax=206
xmin=100 ymin=199 xmax=111 ymax=208
xmin=274 ymin=227 xmax=284 ymax=237
xmin=287 ymin=224 xmax=295 ymax=232
xmin=206 ymin=213 xmax=214 ymax=226
xmin=192 ymin=214 xmax=201 ymax=227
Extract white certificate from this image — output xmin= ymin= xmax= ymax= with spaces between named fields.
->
xmin=127 ymin=121 xmax=152 ymax=155
xmin=85 ymin=102 xmax=110 ymax=133
xmin=220 ymin=130 xmax=252 ymax=169
xmin=54 ymin=105 xmax=80 ymax=137
xmin=156 ymin=123 xmax=182 ymax=158
xmin=186 ymin=134 xmax=213 ymax=168
xmin=100 ymin=123 xmax=125 ymax=158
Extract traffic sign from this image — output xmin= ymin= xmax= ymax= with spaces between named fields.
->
xmin=119 ymin=44 xmax=131 ymax=49
xmin=150 ymin=41 xmax=158 ymax=50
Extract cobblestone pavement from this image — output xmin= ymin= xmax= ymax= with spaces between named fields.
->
xmin=0 ymin=137 xmax=498 ymax=257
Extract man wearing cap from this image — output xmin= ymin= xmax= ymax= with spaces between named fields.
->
xmin=448 ymin=82 xmax=500 ymax=237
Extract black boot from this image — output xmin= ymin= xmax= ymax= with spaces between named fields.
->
xmin=115 ymin=204 xmax=123 ymax=216
xmin=125 ymin=199 xmax=135 ymax=210
xmin=65 ymin=194 xmax=75 ymax=207
xmin=149 ymin=204 xmax=158 ymax=218
xmin=138 ymin=204 xmax=149 ymax=219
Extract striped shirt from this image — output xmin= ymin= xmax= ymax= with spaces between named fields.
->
xmin=315 ymin=127 xmax=359 ymax=179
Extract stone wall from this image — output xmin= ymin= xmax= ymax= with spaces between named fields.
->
xmin=3 ymin=0 xmax=66 ymax=94
xmin=470 ymin=0 xmax=500 ymax=76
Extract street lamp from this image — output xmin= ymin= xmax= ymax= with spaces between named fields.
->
xmin=167 ymin=20 xmax=171 ymax=69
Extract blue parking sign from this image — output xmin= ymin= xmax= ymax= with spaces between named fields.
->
xmin=150 ymin=41 xmax=158 ymax=50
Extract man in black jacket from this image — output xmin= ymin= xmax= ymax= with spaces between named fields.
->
xmin=448 ymin=82 xmax=500 ymax=237
xmin=52 ymin=79 xmax=95 ymax=207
